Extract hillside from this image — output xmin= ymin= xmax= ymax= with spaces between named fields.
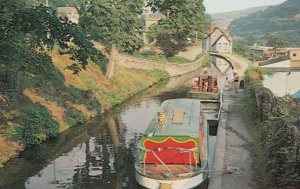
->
xmin=211 ymin=6 xmax=270 ymax=27
xmin=229 ymin=0 xmax=300 ymax=47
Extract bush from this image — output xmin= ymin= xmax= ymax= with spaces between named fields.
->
xmin=7 ymin=105 xmax=59 ymax=146
xmin=0 ymin=156 xmax=6 ymax=168
xmin=243 ymin=68 xmax=300 ymax=188
xmin=148 ymin=69 xmax=169 ymax=81
xmin=66 ymin=109 xmax=86 ymax=127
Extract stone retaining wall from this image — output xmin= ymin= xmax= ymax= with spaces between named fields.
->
xmin=117 ymin=54 xmax=204 ymax=77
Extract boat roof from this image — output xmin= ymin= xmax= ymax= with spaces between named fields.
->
xmin=143 ymin=99 xmax=201 ymax=138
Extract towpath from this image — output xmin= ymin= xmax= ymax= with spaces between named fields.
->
xmin=208 ymin=90 xmax=263 ymax=189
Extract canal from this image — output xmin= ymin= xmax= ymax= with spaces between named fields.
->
xmin=0 ymin=70 xmax=215 ymax=189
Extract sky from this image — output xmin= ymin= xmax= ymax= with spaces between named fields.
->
xmin=203 ymin=0 xmax=286 ymax=14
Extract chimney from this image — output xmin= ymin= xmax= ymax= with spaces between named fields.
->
xmin=210 ymin=21 xmax=217 ymax=32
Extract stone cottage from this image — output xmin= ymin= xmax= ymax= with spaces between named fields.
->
xmin=203 ymin=22 xmax=232 ymax=53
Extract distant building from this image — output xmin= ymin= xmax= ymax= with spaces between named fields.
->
xmin=289 ymin=48 xmax=300 ymax=61
xmin=57 ymin=7 xmax=79 ymax=24
xmin=203 ymin=22 xmax=232 ymax=53
xmin=140 ymin=7 xmax=165 ymax=44
xmin=259 ymin=53 xmax=300 ymax=99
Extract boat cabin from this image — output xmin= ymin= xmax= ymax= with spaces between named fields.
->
xmin=191 ymin=73 xmax=218 ymax=93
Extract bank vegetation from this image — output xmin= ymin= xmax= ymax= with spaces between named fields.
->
xmin=243 ymin=67 xmax=300 ymax=188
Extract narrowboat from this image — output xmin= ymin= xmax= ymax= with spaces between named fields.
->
xmin=135 ymin=99 xmax=211 ymax=189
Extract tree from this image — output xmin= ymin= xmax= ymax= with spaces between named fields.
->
xmin=264 ymin=33 xmax=288 ymax=49
xmin=79 ymin=0 xmax=144 ymax=54
xmin=0 ymin=0 xmax=101 ymax=78
xmin=147 ymin=0 xmax=206 ymax=57
xmin=156 ymin=32 xmax=187 ymax=57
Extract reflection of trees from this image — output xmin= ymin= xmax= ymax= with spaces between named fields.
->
xmin=67 ymin=115 xmax=133 ymax=189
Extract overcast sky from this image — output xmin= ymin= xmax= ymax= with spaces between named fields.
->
xmin=203 ymin=0 xmax=286 ymax=14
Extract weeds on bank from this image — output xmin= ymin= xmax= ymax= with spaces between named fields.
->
xmin=243 ymin=68 xmax=300 ymax=188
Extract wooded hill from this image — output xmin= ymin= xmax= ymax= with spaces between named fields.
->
xmin=211 ymin=5 xmax=269 ymax=27
xmin=229 ymin=0 xmax=300 ymax=47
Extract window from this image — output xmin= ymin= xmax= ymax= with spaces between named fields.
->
xmin=223 ymin=43 xmax=228 ymax=50
xmin=218 ymin=43 xmax=221 ymax=49
xmin=293 ymin=53 xmax=297 ymax=57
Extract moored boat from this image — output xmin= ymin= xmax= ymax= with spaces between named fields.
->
xmin=135 ymin=99 xmax=211 ymax=189
xmin=189 ymin=71 xmax=219 ymax=100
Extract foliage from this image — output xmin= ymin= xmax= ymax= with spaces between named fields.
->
xmin=65 ymin=109 xmax=86 ymax=127
xmin=229 ymin=0 xmax=300 ymax=47
xmin=0 ymin=156 xmax=6 ymax=168
xmin=79 ymin=0 xmax=144 ymax=54
xmin=6 ymin=105 xmax=59 ymax=146
xmin=264 ymin=33 xmax=288 ymax=49
xmin=147 ymin=69 xmax=169 ymax=81
xmin=233 ymin=39 xmax=263 ymax=61
xmin=147 ymin=0 xmax=206 ymax=57
xmin=156 ymin=32 xmax=187 ymax=57
xmin=244 ymin=67 xmax=273 ymax=81
xmin=243 ymin=67 xmax=300 ymax=188
xmin=0 ymin=0 xmax=102 ymax=74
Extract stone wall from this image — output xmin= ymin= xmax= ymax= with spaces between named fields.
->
xmin=117 ymin=54 xmax=204 ymax=77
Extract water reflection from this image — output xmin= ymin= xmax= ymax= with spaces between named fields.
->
xmin=0 ymin=71 xmax=196 ymax=189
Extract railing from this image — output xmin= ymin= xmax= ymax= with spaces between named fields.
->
xmin=136 ymin=146 xmax=201 ymax=178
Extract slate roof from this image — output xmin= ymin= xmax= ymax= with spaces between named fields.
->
xmin=204 ymin=27 xmax=230 ymax=40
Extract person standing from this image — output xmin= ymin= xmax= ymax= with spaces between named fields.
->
xmin=202 ymin=70 xmax=209 ymax=92
xmin=225 ymin=77 xmax=230 ymax=91
xmin=233 ymin=71 xmax=239 ymax=93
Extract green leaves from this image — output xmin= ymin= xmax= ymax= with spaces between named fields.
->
xmin=6 ymin=105 xmax=59 ymax=146
xmin=147 ymin=0 xmax=206 ymax=57
xmin=243 ymin=71 xmax=300 ymax=188
xmin=156 ymin=32 xmax=187 ymax=57
xmin=80 ymin=0 xmax=144 ymax=53
xmin=0 ymin=1 xmax=103 ymax=74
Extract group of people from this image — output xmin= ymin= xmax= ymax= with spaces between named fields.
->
xmin=225 ymin=71 xmax=243 ymax=93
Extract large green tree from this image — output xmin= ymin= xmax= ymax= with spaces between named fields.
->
xmin=0 ymin=0 xmax=101 ymax=78
xmin=147 ymin=0 xmax=206 ymax=57
xmin=79 ymin=0 xmax=144 ymax=54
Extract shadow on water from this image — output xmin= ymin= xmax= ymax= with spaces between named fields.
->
xmin=0 ymin=70 xmax=202 ymax=189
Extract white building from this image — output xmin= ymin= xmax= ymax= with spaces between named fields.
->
xmin=203 ymin=22 xmax=232 ymax=53
xmin=259 ymin=56 xmax=300 ymax=99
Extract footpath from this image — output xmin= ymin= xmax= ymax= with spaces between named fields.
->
xmin=208 ymin=90 xmax=262 ymax=189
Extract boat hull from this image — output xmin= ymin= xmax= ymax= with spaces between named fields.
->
xmin=135 ymin=170 xmax=209 ymax=189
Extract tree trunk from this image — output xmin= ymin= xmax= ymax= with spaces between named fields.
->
xmin=106 ymin=44 xmax=118 ymax=79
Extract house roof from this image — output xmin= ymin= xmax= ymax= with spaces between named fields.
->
xmin=259 ymin=56 xmax=290 ymax=66
xmin=211 ymin=35 xmax=231 ymax=46
xmin=204 ymin=27 xmax=230 ymax=40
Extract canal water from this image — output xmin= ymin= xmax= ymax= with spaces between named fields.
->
xmin=0 ymin=69 xmax=220 ymax=189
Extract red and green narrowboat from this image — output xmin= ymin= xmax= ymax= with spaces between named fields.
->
xmin=135 ymin=99 xmax=210 ymax=189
